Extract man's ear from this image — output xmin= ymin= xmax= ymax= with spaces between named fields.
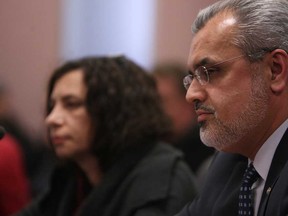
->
xmin=269 ymin=49 xmax=288 ymax=93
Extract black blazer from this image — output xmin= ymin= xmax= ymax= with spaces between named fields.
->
xmin=176 ymin=128 xmax=288 ymax=216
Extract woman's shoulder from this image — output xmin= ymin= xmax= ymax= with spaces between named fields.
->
xmin=141 ymin=141 xmax=184 ymax=162
xmin=116 ymin=142 xmax=197 ymax=215
xmin=136 ymin=142 xmax=186 ymax=170
xmin=124 ymin=141 xmax=195 ymax=196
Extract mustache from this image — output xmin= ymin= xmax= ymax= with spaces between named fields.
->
xmin=194 ymin=100 xmax=215 ymax=113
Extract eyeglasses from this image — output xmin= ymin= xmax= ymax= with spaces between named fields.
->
xmin=183 ymin=54 xmax=246 ymax=89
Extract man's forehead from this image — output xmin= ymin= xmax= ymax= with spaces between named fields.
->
xmin=189 ymin=13 xmax=238 ymax=67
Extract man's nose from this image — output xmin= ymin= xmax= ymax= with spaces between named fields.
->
xmin=185 ymin=79 xmax=207 ymax=105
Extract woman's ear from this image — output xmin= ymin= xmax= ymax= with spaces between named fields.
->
xmin=269 ymin=49 xmax=288 ymax=93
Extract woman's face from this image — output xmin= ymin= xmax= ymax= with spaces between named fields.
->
xmin=45 ymin=69 xmax=93 ymax=160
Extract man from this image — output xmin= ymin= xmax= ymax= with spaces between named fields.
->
xmin=177 ymin=0 xmax=288 ymax=215
xmin=151 ymin=64 xmax=214 ymax=177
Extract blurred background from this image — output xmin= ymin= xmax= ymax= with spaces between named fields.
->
xmin=0 ymin=0 xmax=216 ymax=139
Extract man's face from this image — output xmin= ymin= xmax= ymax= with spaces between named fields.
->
xmin=186 ymin=12 xmax=270 ymax=155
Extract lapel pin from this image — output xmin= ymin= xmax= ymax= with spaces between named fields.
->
xmin=266 ymin=187 xmax=272 ymax=195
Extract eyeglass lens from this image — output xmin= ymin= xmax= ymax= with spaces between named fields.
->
xmin=183 ymin=66 xmax=209 ymax=89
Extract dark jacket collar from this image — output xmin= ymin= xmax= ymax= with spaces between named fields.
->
xmin=258 ymin=128 xmax=288 ymax=216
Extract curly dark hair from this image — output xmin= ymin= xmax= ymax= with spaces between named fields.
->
xmin=47 ymin=55 xmax=172 ymax=169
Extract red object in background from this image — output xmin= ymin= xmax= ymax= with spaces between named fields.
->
xmin=0 ymin=133 xmax=31 ymax=216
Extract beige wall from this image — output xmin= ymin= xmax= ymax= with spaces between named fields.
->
xmin=0 ymin=0 xmax=215 ymax=139
xmin=0 ymin=0 xmax=59 ymax=137
xmin=155 ymin=0 xmax=217 ymax=65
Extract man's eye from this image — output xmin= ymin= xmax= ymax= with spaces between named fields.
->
xmin=207 ymin=67 xmax=220 ymax=74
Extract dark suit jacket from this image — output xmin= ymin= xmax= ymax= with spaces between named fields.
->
xmin=176 ymin=128 xmax=288 ymax=216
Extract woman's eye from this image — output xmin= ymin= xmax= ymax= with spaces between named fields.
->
xmin=64 ymin=101 xmax=84 ymax=109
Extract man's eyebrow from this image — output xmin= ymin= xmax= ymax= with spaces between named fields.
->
xmin=193 ymin=57 xmax=217 ymax=69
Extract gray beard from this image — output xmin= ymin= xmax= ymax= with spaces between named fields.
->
xmin=200 ymin=69 xmax=269 ymax=151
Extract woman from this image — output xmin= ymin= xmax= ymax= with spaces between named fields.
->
xmin=17 ymin=56 xmax=197 ymax=216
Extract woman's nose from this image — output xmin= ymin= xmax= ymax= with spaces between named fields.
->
xmin=45 ymin=106 xmax=64 ymax=127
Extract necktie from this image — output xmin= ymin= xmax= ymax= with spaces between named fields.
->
xmin=238 ymin=163 xmax=260 ymax=216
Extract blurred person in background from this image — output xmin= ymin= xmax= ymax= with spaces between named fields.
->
xmin=0 ymin=128 xmax=31 ymax=215
xmin=151 ymin=64 xmax=214 ymax=181
xmin=17 ymin=55 xmax=197 ymax=216
xmin=0 ymin=83 xmax=55 ymax=198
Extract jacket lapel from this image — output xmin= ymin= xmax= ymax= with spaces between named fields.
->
xmin=258 ymin=128 xmax=288 ymax=216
